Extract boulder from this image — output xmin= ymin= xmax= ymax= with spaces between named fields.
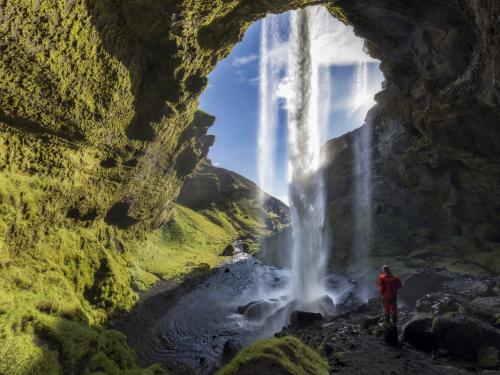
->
xmin=399 ymin=270 xmax=449 ymax=306
xmin=478 ymin=347 xmax=499 ymax=369
xmin=470 ymin=297 xmax=500 ymax=325
xmin=372 ymin=322 xmax=398 ymax=345
xmin=241 ymin=242 xmax=251 ymax=253
xmin=471 ymin=281 xmax=496 ymax=297
xmin=401 ymin=313 xmax=435 ymax=351
xmin=237 ymin=300 xmax=279 ymax=320
xmin=221 ymin=244 xmax=235 ymax=256
xmin=312 ymin=295 xmax=336 ymax=317
xmin=289 ymin=311 xmax=324 ymax=329
xmin=363 ymin=315 xmax=381 ymax=330
xmin=432 ymin=313 xmax=500 ymax=361
xmin=223 ymin=339 xmax=242 ymax=359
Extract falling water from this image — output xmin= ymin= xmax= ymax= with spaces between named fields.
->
xmin=257 ymin=5 xmax=377 ymax=307
xmin=351 ymin=62 xmax=373 ymax=301
xmin=257 ymin=15 xmax=281 ymax=205
xmin=286 ymin=8 xmax=330 ymax=304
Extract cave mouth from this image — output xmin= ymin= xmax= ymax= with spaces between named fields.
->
xmin=199 ymin=5 xmax=383 ymax=205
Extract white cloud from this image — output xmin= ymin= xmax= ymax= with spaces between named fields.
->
xmin=232 ymin=53 xmax=259 ymax=67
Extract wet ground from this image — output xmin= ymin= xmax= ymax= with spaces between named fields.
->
xmin=115 ymin=247 xmax=497 ymax=374
xmin=116 ymin=245 xmax=296 ymax=373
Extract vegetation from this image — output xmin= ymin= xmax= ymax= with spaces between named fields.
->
xmin=217 ymin=336 xmax=329 ymax=375
xmin=0 ymin=166 xmax=259 ymax=374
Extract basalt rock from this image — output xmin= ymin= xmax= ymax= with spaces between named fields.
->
xmin=401 ymin=313 xmax=436 ymax=351
xmin=289 ymin=311 xmax=325 ymax=328
xmin=432 ymin=312 xmax=500 ymax=361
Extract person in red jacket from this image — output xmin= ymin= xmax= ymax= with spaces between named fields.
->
xmin=378 ymin=265 xmax=402 ymax=323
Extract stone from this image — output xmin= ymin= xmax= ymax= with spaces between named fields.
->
xmin=415 ymin=293 xmax=464 ymax=315
xmin=471 ymin=282 xmax=496 ymax=297
xmin=289 ymin=311 xmax=324 ymax=328
xmin=372 ymin=322 xmax=398 ymax=345
xmin=401 ymin=313 xmax=435 ymax=351
xmin=478 ymin=347 xmax=499 ymax=369
xmin=363 ymin=315 xmax=381 ymax=330
xmin=221 ymin=244 xmax=235 ymax=256
xmin=432 ymin=313 xmax=500 ymax=361
xmin=470 ymin=297 xmax=500 ymax=325
xmin=237 ymin=300 xmax=279 ymax=320
xmin=398 ymin=270 xmax=450 ymax=306
xmin=223 ymin=339 xmax=242 ymax=359
xmin=241 ymin=242 xmax=251 ymax=253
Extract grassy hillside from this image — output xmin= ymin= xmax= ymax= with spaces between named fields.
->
xmin=0 ymin=168 xmax=265 ymax=375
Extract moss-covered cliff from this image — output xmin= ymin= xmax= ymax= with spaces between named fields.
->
xmin=1 ymin=0 xmax=499 ymax=373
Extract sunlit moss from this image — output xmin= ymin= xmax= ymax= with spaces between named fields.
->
xmin=217 ymin=336 xmax=329 ymax=375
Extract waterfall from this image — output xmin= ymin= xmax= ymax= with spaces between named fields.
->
xmin=257 ymin=15 xmax=281 ymax=206
xmin=286 ymin=8 xmax=330 ymax=304
xmin=257 ymin=5 xmax=378 ymax=308
xmin=351 ymin=62 xmax=373 ymax=301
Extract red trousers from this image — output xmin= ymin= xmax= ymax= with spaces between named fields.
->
xmin=383 ymin=298 xmax=397 ymax=316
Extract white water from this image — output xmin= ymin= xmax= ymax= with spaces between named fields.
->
xmin=257 ymin=15 xmax=282 ymax=205
xmin=256 ymin=6 xmax=380 ymax=308
xmin=286 ymin=7 xmax=330 ymax=304
xmin=351 ymin=62 xmax=374 ymax=301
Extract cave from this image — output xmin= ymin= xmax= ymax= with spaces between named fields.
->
xmin=0 ymin=1 xmax=499 ymax=374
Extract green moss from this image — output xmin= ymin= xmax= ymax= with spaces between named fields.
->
xmin=217 ymin=336 xmax=329 ymax=375
xmin=128 ymin=204 xmax=239 ymax=285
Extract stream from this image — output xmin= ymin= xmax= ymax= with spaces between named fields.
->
xmin=131 ymin=243 xmax=358 ymax=374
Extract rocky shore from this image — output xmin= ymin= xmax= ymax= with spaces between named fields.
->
xmin=273 ymin=269 xmax=500 ymax=374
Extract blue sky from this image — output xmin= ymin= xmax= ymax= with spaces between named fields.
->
xmin=199 ymin=11 xmax=383 ymax=203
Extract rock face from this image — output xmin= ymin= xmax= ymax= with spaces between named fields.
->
xmin=322 ymin=0 xmax=500 ymax=276
xmin=1 ymin=0 xmax=499 ymax=373
xmin=433 ymin=312 xmax=500 ymax=361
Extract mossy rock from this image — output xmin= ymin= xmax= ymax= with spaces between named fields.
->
xmin=217 ymin=336 xmax=329 ymax=375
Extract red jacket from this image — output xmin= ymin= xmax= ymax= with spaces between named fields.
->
xmin=378 ymin=273 xmax=402 ymax=300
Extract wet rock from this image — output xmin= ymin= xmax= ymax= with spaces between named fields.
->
xmin=432 ymin=312 xmax=500 ymax=361
xmin=471 ymin=281 xmax=496 ymax=297
xmin=363 ymin=315 xmax=381 ymax=330
xmin=313 ymin=295 xmax=336 ymax=317
xmin=333 ymin=303 xmax=349 ymax=315
xmin=372 ymin=322 xmax=398 ymax=345
xmin=470 ymin=297 xmax=500 ymax=325
xmin=333 ymin=351 xmax=348 ymax=366
xmin=355 ymin=302 xmax=371 ymax=314
xmin=237 ymin=300 xmax=278 ymax=320
xmin=223 ymin=339 xmax=242 ymax=359
xmin=415 ymin=292 xmax=464 ymax=315
xmin=289 ymin=311 xmax=324 ymax=328
xmin=401 ymin=313 xmax=435 ymax=351
xmin=478 ymin=347 xmax=499 ymax=369
xmin=241 ymin=242 xmax=251 ymax=253
xmin=324 ymin=343 xmax=334 ymax=356
xmin=399 ymin=270 xmax=449 ymax=306
xmin=221 ymin=244 xmax=235 ymax=256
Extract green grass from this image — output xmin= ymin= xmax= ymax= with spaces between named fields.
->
xmin=0 ymin=169 xmax=261 ymax=374
xmin=128 ymin=204 xmax=241 ymax=288
xmin=217 ymin=336 xmax=329 ymax=375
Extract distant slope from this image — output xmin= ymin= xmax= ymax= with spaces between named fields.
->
xmin=177 ymin=160 xmax=290 ymax=235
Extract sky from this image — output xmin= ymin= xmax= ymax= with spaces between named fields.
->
xmin=199 ymin=9 xmax=384 ymax=204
